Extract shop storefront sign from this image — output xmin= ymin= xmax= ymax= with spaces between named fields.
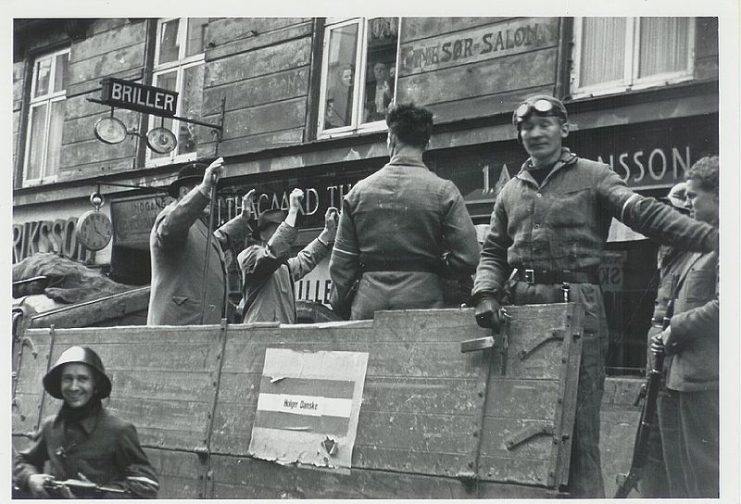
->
xmin=101 ymin=78 xmax=178 ymax=117
xmin=110 ymin=195 xmax=170 ymax=249
xmin=400 ymin=18 xmax=558 ymax=73
xmin=13 ymin=217 xmax=96 ymax=264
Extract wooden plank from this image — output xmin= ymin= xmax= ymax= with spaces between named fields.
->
xmin=13 ymin=61 xmax=24 ymax=106
xmin=208 ymin=454 xmax=550 ymax=499
xmin=478 ymin=453 xmax=552 ymax=487
xmin=207 ymin=21 xmax=313 ymax=62
xmin=66 ymin=68 xmax=144 ymax=100
xmin=206 ymin=17 xmax=308 ymax=48
xmin=217 ymin=98 xmax=307 ymax=139
xmin=90 ymin=18 xmax=129 ymax=36
xmin=70 ymin=22 xmax=147 ymax=63
xmin=62 ymin=109 xmax=139 ymax=146
xmin=600 ymin=408 xmax=641 ymax=498
xmin=56 ymin=158 xmax=136 ymax=182
xmin=202 ymin=66 xmax=310 ymax=115
xmin=399 ymin=18 xmax=559 ymax=75
xmin=397 ymin=47 xmax=557 ymax=107
xmin=205 ymin=37 xmax=311 ymax=87
xmin=12 ymin=330 xmax=54 ymax=435
xmin=401 ymin=17 xmax=510 ymax=43
xmin=425 ymin=85 xmax=555 ymax=123
xmin=143 ymin=448 xmax=206 ymax=499
xmin=199 ymin=127 xmax=305 ymax=158
xmin=67 ymin=43 xmax=146 ymax=86
xmin=60 ymin=137 xmax=137 ymax=169
xmin=483 ymin=379 xmax=559 ymax=419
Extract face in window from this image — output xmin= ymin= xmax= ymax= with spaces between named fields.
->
xmin=341 ymin=67 xmax=354 ymax=87
xmin=373 ymin=62 xmax=389 ymax=82
xmin=685 ymin=178 xmax=719 ymax=226
xmin=519 ymin=115 xmax=568 ymax=166
xmin=60 ymin=363 xmax=96 ymax=408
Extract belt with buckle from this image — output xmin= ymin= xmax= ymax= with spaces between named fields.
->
xmin=515 ymin=267 xmax=599 ymax=285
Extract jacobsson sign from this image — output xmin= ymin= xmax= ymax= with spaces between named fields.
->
xmin=101 ymin=78 xmax=178 ymax=117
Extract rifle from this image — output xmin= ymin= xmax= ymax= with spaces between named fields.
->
xmin=44 ymin=477 xmax=130 ymax=497
xmin=614 ymin=301 xmax=672 ymax=498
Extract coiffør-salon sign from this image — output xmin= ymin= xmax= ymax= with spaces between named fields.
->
xmin=101 ymin=78 xmax=178 ymax=117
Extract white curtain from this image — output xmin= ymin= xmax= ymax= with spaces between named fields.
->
xmin=580 ymin=18 xmax=626 ymax=87
xmin=638 ymin=17 xmax=690 ymax=78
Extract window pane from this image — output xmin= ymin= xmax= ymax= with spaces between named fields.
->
xmin=53 ymin=52 xmax=69 ymax=93
xmin=579 ymin=18 xmax=626 ymax=87
xmin=151 ymin=71 xmax=177 ymax=160
xmin=46 ymin=100 xmax=66 ymax=177
xmin=26 ymin=104 xmax=48 ymax=180
xmin=34 ymin=57 xmax=51 ymax=97
xmin=362 ymin=17 xmax=398 ymax=123
xmin=178 ymin=64 xmax=204 ymax=154
xmin=158 ymin=19 xmax=181 ymax=64
xmin=638 ymin=17 xmax=690 ymax=78
xmin=324 ymin=23 xmax=358 ymax=130
xmin=186 ymin=18 xmax=209 ymax=57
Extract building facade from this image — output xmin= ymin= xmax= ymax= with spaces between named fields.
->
xmin=12 ymin=17 xmax=719 ymax=370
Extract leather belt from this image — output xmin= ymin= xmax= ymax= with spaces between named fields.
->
xmin=360 ymin=254 xmax=442 ymax=274
xmin=514 ymin=267 xmax=600 ymax=285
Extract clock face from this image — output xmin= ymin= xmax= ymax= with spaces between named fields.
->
xmin=76 ymin=210 xmax=113 ymax=251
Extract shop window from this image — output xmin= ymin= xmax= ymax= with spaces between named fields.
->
xmin=317 ymin=17 xmax=400 ymax=138
xmin=571 ymin=17 xmax=694 ymax=98
xmin=147 ymin=17 xmax=208 ymax=165
xmin=22 ymin=48 xmax=70 ymax=185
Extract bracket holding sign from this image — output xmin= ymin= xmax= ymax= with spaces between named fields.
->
xmin=88 ymin=77 xmax=225 ymax=155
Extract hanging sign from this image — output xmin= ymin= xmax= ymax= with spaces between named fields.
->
xmin=248 ymin=349 xmax=369 ymax=471
xmin=100 ymin=78 xmax=178 ymax=117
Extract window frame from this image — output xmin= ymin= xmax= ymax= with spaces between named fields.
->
xmin=316 ymin=17 xmax=401 ymax=139
xmin=146 ymin=17 xmax=206 ymax=167
xmin=22 ymin=47 xmax=70 ymax=186
xmin=571 ymin=17 xmax=695 ymax=99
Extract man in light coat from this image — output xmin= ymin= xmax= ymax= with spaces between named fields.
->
xmin=148 ymin=158 xmax=253 ymax=325
xmin=329 ymin=102 xmax=479 ymax=320
xmin=651 ymin=156 xmax=719 ymax=497
xmin=238 ymin=188 xmax=337 ymax=324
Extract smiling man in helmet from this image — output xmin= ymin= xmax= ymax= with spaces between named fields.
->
xmin=13 ymin=346 xmax=158 ymax=498
xmin=471 ymin=95 xmax=719 ymax=497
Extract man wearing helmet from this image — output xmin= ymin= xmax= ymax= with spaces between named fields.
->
xmin=13 ymin=346 xmax=158 ymax=498
xmin=471 ymin=95 xmax=719 ymax=497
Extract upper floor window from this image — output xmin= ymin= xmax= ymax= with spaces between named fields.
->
xmin=317 ymin=17 xmax=400 ymax=138
xmin=571 ymin=17 xmax=695 ymax=98
xmin=148 ymin=17 xmax=208 ymax=165
xmin=23 ymin=48 xmax=69 ymax=185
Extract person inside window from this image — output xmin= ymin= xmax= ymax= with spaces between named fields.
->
xmin=364 ymin=61 xmax=394 ymax=122
xmin=325 ymin=65 xmax=354 ymax=129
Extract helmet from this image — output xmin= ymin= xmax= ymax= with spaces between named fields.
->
xmin=168 ymin=162 xmax=208 ymax=198
xmin=512 ymin=95 xmax=568 ymax=129
xmin=43 ymin=346 xmax=112 ymax=400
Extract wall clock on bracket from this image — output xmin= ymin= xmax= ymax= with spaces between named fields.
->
xmin=76 ymin=210 xmax=113 ymax=251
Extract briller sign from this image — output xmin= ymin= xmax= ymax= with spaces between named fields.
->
xmin=100 ymin=78 xmax=178 ymax=117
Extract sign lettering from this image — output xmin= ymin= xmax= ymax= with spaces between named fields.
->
xmin=400 ymin=18 xmax=558 ymax=73
xmin=13 ymin=217 xmax=96 ymax=264
xmin=101 ymin=78 xmax=178 ymax=117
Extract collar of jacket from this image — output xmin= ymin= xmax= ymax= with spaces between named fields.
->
xmin=54 ymin=402 xmax=102 ymax=435
xmin=387 ymin=155 xmax=428 ymax=169
xmin=515 ymin=147 xmax=578 ymax=188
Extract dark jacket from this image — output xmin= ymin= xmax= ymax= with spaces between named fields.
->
xmin=13 ymin=405 xmax=158 ymax=498
xmin=329 ymin=156 xmax=479 ymax=319
xmin=238 ymin=222 xmax=330 ymax=324
xmin=664 ymin=250 xmax=719 ymax=391
xmin=473 ymin=148 xmax=719 ymax=302
xmin=148 ymin=188 xmax=251 ymax=325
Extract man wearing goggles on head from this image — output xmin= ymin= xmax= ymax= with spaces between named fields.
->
xmin=471 ymin=94 xmax=718 ymax=498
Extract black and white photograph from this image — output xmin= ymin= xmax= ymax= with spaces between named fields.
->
xmin=6 ymin=2 xmax=740 ymax=500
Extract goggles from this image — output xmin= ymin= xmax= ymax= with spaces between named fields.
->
xmin=513 ymin=98 xmax=567 ymax=127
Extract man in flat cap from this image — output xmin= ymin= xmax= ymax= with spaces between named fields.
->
xmin=238 ymin=188 xmax=337 ymax=323
xmin=13 ymin=346 xmax=158 ymax=498
xmin=148 ymin=157 xmax=254 ymax=325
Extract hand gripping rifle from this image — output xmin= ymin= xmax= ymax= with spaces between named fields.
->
xmin=614 ymin=301 xmax=672 ymax=498
xmin=44 ymin=477 xmax=130 ymax=497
